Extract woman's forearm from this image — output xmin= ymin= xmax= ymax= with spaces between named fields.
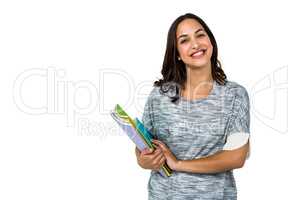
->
xmin=174 ymin=143 xmax=249 ymax=173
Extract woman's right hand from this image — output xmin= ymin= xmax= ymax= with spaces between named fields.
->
xmin=135 ymin=147 xmax=166 ymax=171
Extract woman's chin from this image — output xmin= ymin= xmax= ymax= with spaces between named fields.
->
xmin=186 ymin=60 xmax=210 ymax=69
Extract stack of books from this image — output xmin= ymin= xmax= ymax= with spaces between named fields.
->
xmin=110 ymin=104 xmax=172 ymax=177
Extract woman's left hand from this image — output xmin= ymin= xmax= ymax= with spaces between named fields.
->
xmin=152 ymin=139 xmax=179 ymax=170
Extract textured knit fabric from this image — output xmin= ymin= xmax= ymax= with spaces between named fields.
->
xmin=142 ymin=80 xmax=250 ymax=200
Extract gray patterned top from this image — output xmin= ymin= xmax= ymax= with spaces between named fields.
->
xmin=142 ymin=80 xmax=250 ymax=200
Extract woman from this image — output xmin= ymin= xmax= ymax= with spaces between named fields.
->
xmin=135 ymin=13 xmax=250 ymax=200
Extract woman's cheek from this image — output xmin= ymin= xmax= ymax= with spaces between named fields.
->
xmin=180 ymin=45 xmax=190 ymax=58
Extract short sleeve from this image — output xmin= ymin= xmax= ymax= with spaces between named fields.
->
xmin=223 ymin=87 xmax=250 ymax=152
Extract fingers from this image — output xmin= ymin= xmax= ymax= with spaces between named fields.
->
xmin=136 ymin=140 xmax=175 ymax=171
xmin=135 ymin=147 xmax=141 ymax=156
xmin=152 ymin=151 xmax=166 ymax=170
xmin=153 ymin=151 xmax=164 ymax=163
xmin=136 ymin=145 xmax=166 ymax=170
xmin=152 ymin=139 xmax=165 ymax=148
xmin=158 ymin=155 xmax=166 ymax=168
xmin=144 ymin=148 xmax=163 ymax=162
xmin=151 ymin=139 xmax=160 ymax=145
xmin=152 ymin=140 xmax=167 ymax=152
xmin=139 ymin=148 xmax=160 ymax=161
xmin=141 ymin=148 xmax=154 ymax=156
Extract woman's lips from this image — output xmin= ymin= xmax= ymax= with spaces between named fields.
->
xmin=191 ymin=49 xmax=206 ymax=58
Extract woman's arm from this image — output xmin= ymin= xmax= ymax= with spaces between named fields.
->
xmin=175 ymin=142 xmax=249 ymax=173
xmin=152 ymin=139 xmax=249 ymax=174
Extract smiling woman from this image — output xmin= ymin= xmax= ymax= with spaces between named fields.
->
xmin=154 ymin=13 xmax=227 ymax=103
xmin=135 ymin=13 xmax=250 ymax=200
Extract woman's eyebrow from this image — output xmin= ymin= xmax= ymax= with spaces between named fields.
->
xmin=177 ymin=28 xmax=204 ymax=40
xmin=177 ymin=34 xmax=188 ymax=40
xmin=195 ymin=28 xmax=204 ymax=34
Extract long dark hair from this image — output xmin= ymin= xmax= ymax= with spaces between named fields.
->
xmin=154 ymin=13 xmax=227 ymax=103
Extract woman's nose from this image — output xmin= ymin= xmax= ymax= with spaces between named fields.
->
xmin=191 ymin=40 xmax=199 ymax=49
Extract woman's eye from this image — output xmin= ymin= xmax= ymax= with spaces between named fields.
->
xmin=180 ymin=39 xmax=187 ymax=44
xmin=197 ymin=33 xmax=205 ymax=37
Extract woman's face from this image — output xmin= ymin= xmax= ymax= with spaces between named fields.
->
xmin=176 ymin=18 xmax=213 ymax=69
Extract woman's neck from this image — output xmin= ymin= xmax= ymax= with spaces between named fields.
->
xmin=184 ymin=64 xmax=213 ymax=91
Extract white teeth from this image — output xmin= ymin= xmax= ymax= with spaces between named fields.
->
xmin=192 ymin=50 xmax=205 ymax=57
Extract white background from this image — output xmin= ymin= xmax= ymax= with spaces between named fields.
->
xmin=0 ymin=0 xmax=299 ymax=199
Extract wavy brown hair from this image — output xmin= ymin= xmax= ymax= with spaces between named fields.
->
xmin=154 ymin=13 xmax=227 ymax=103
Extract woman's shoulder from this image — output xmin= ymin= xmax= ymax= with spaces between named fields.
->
xmin=146 ymin=84 xmax=177 ymax=104
xmin=145 ymin=85 xmax=163 ymax=102
xmin=222 ymin=80 xmax=249 ymax=100
xmin=224 ymin=80 xmax=248 ymax=94
xmin=148 ymin=85 xmax=161 ymax=97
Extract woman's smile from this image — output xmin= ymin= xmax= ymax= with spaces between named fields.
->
xmin=190 ymin=49 xmax=207 ymax=59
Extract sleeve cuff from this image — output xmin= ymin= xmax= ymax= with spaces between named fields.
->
xmin=223 ymin=132 xmax=250 ymax=158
